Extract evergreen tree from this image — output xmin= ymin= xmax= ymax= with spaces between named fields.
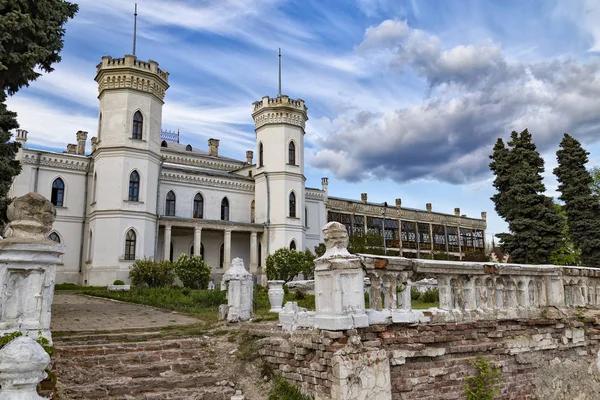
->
xmin=0 ymin=0 xmax=78 ymax=223
xmin=554 ymin=134 xmax=600 ymax=266
xmin=489 ymin=129 xmax=562 ymax=264
xmin=590 ymin=166 xmax=600 ymax=198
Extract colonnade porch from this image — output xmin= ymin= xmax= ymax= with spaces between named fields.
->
xmin=157 ymin=217 xmax=264 ymax=282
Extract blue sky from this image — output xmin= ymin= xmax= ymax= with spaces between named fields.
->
xmin=7 ymin=0 xmax=600 ymax=242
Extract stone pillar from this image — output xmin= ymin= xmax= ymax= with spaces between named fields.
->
xmin=0 ymin=337 xmax=51 ymax=400
xmin=0 ymin=193 xmax=65 ymax=343
xmin=249 ymin=232 xmax=258 ymax=274
xmin=221 ymin=258 xmax=253 ymax=322
xmin=224 ymin=229 xmax=232 ymax=270
xmin=463 ymin=279 xmax=476 ymax=311
xmin=398 ymin=280 xmax=412 ymax=311
xmin=437 ymin=276 xmax=451 ymax=311
xmin=193 ymin=227 xmax=202 ymax=258
xmin=163 ymin=225 xmax=171 ymax=261
xmin=546 ymin=276 xmax=565 ymax=307
xmin=313 ymin=222 xmax=369 ymax=330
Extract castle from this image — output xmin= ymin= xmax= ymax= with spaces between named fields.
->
xmin=9 ymin=54 xmax=487 ymax=286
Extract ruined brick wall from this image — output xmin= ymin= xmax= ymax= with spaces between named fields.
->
xmin=252 ymin=314 xmax=600 ymax=400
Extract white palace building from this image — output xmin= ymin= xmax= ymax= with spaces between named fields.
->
xmin=9 ymin=54 xmax=487 ymax=286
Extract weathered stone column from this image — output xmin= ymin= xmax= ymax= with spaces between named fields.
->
xmin=163 ymin=225 xmax=171 ymax=261
xmin=221 ymin=258 xmax=253 ymax=322
xmin=0 ymin=193 xmax=64 ymax=343
xmin=314 ymin=222 xmax=368 ymax=330
xmin=249 ymin=231 xmax=258 ymax=274
xmin=224 ymin=229 xmax=232 ymax=270
xmin=546 ymin=276 xmax=566 ymax=307
xmin=193 ymin=227 xmax=202 ymax=258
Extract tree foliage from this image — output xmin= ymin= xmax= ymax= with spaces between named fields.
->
xmin=550 ymin=203 xmax=581 ymax=266
xmin=265 ymin=248 xmax=315 ymax=283
xmin=174 ymin=254 xmax=211 ymax=289
xmin=489 ymin=129 xmax=562 ymax=264
xmin=590 ymin=166 xmax=600 ymax=199
xmin=554 ymin=134 xmax=600 ymax=266
xmin=347 ymin=231 xmax=387 ymax=255
xmin=0 ymin=0 xmax=78 ymax=223
xmin=129 ymin=259 xmax=176 ymax=288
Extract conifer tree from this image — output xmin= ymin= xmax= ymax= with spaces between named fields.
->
xmin=0 ymin=0 xmax=78 ymax=223
xmin=489 ymin=129 xmax=562 ymax=264
xmin=554 ymin=134 xmax=600 ymax=266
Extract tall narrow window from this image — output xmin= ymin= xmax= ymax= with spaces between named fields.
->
xmin=125 ymin=230 xmax=136 ymax=260
xmin=288 ymin=141 xmax=296 ymax=165
xmin=289 ymin=192 xmax=296 ymax=218
xmin=290 ymin=240 xmax=296 ymax=250
xmin=221 ymin=197 xmax=229 ymax=221
xmin=51 ymin=178 xmax=65 ymax=207
xmin=98 ymin=113 xmax=102 ymax=141
xmin=305 ymin=207 xmax=308 ymax=227
xmin=169 ymin=242 xmax=174 ymax=262
xmin=49 ymin=232 xmax=61 ymax=243
xmin=132 ymin=111 xmax=143 ymax=139
xmin=193 ymin=193 xmax=204 ymax=219
xmin=259 ymin=143 xmax=264 ymax=167
xmin=250 ymin=200 xmax=255 ymax=223
xmin=129 ymin=171 xmax=140 ymax=201
xmin=165 ymin=191 xmax=176 ymax=216
xmin=258 ymin=243 xmax=262 ymax=267
xmin=219 ymin=243 xmax=224 ymax=268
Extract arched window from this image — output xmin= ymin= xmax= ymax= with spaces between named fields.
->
xmin=190 ymin=243 xmax=205 ymax=259
xmin=129 ymin=171 xmax=140 ymax=201
xmin=132 ymin=111 xmax=143 ymax=139
xmin=288 ymin=141 xmax=296 ymax=165
xmin=161 ymin=140 xmax=168 ymax=148
xmin=49 ymin=232 xmax=61 ymax=243
xmin=125 ymin=229 xmax=136 ymax=260
xmin=165 ymin=191 xmax=176 ymax=216
xmin=51 ymin=178 xmax=65 ymax=207
xmin=185 ymin=144 xmax=192 ymax=151
xmin=219 ymin=243 xmax=224 ymax=268
xmin=221 ymin=197 xmax=229 ymax=221
xmin=193 ymin=193 xmax=204 ymax=219
xmin=259 ymin=142 xmax=264 ymax=167
xmin=289 ymin=192 xmax=296 ymax=218
xmin=290 ymin=240 xmax=296 ymax=250
xmin=250 ymin=200 xmax=255 ymax=223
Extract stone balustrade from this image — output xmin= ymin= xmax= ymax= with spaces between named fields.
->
xmin=280 ymin=222 xmax=600 ymax=331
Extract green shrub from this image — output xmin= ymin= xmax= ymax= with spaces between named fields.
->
xmin=113 ymin=279 xmax=125 ymax=285
xmin=463 ymin=355 xmax=503 ymax=400
xmin=411 ymin=287 xmax=421 ymax=301
xmin=420 ymin=288 xmax=439 ymax=303
xmin=174 ymin=254 xmax=211 ymax=289
xmin=269 ymin=376 xmax=313 ymax=400
xmin=266 ymin=248 xmax=315 ymax=283
xmin=129 ymin=258 xmax=175 ymax=288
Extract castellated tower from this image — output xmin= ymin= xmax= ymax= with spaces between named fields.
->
xmin=86 ymin=55 xmax=169 ymax=285
xmin=252 ymin=95 xmax=308 ymax=253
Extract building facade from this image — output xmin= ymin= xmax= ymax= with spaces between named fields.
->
xmin=9 ymin=54 xmax=486 ymax=286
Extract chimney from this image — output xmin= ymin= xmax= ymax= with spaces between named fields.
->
xmin=91 ymin=137 xmax=98 ymax=152
xmin=454 ymin=208 xmax=460 ymax=217
xmin=14 ymin=129 xmax=28 ymax=161
xmin=66 ymin=144 xmax=77 ymax=154
xmin=76 ymin=131 xmax=88 ymax=155
xmin=208 ymin=138 xmax=219 ymax=157
xmin=395 ymin=198 xmax=402 ymax=208
xmin=481 ymin=211 xmax=487 ymax=221
xmin=361 ymin=193 xmax=368 ymax=204
xmin=246 ymin=150 xmax=253 ymax=164
xmin=426 ymin=203 xmax=432 ymax=213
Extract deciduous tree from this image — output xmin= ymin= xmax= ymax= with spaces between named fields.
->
xmin=554 ymin=134 xmax=600 ymax=266
xmin=489 ymin=129 xmax=562 ymax=264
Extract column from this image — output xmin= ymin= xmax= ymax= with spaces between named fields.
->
xmin=444 ymin=225 xmax=449 ymax=253
xmin=428 ymin=223 xmax=434 ymax=255
xmin=224 ymin=229 xmax=232 ymax=270
xmin=398 ymin=218 xmax=403 ymax=257
xmin=249 ymin=231 xmax=258 ymax=274
xmin=163 ymin=225 xmax=171 ymax=261
xmin=193 ymin=227 xmax=202 ymax=258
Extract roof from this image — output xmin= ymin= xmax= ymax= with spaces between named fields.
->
xmin=160 ymin=141 xmax=246 ymax=164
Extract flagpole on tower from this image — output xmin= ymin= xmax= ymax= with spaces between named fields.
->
xmin=278 ymin=48 xmax=281 ymax=97
xmin=132 ymin=3 xmax=138 ymax=56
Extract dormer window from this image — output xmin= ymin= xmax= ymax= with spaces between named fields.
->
xmin=186 ymin=144 xmax=192 ymax=151
xmin=132 ymin=111 xmax=143 ymax=139
xmin=161 ymin=140 xmax=168 ymax=148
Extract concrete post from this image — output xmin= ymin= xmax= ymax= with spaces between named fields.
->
xmin=163 ymin=225 xmax=171 ymax=261
xmin=193 ymin=227 xmax=202 ymax=258
xmin=224 ymin=229 xmax=232 ymax=270
xmin=313 ymin=222 xmax=368 ymax=330
xmin=222 ymin=258 xmax=253 ymax=322
xmin=0 ymin=193 xmax=64 ymax=343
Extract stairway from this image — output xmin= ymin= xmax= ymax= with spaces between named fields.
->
xmin=53 ymin=330 xmax=246 ymax=400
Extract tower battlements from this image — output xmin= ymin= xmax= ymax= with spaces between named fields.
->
xmin=95 ymin=55 xmax=170 ymax=102
xmin=251 ymin=95 xmax=308 ymax=130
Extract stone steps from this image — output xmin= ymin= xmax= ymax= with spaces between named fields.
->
xmin=53 ymin=330 xmax=241 ymax=400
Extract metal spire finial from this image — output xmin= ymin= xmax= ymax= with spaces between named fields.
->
xmin=132 ymin=3 xmax=138 ymax=56
xmin=278 ymin=48 xmax=281 ymax=97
